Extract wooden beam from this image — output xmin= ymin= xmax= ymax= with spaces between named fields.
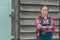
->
xmin=11 ymin=0 xmax=20 ymax=40
xmin=59 ymin=0 xmax=60 ymax=40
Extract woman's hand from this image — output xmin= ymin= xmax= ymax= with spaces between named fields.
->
xmin=45 ymin=26 xmax=55 ymax=32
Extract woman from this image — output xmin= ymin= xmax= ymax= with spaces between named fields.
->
xmin=35 ymin=5 xmax=56 ymax=40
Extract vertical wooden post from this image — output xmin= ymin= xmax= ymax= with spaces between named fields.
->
xmin=58 ymin=13 xmax=60 ymax=40
xmin=11 ymin=0 xmax=20 ymax=40
xmin=59 ymin=0 xmax=60 ymax=40
xmin=59 ymin=19 xmax=60 ymax=40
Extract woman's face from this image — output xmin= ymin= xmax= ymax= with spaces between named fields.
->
xmin=41 ymin=6 xmax=48 ymax=17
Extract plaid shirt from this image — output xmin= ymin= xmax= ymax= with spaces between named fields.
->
xmin=35 ymin=16 xmax=56 ymax=35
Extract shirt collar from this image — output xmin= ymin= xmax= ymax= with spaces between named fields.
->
xmin=41 ymin=16 xmax=48 ymax=21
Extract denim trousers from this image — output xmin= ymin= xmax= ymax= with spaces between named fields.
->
xmin=36 ymin=31 xmax=53 ymax=40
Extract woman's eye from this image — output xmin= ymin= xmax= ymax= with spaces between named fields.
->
xmin=42 ymin=9 xmax=47 ymax=11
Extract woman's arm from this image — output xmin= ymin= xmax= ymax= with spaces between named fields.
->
xmin=46 ymin=17 xmax=56 ymax=32
xmin=35 ymin=16 xmax=46 ymax=35
xmin=50 ymin=17 xmax=56 ymax=32
xmin=35 ymin=16 xmax=40 ymax=35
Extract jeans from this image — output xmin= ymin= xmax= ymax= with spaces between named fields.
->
xmin=36 ymin=31 xmax=53 ymax=40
